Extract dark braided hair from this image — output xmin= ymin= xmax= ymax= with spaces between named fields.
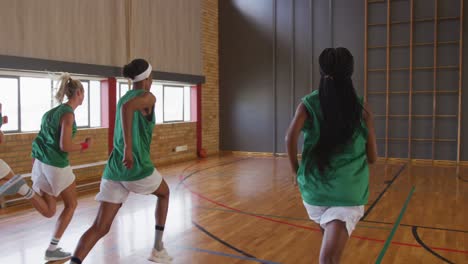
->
xmin=309 ymin=47 xmax=363 ymax=177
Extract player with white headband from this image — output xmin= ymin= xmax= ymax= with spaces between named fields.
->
xmin=70 ymin=59 xmax=172 ymax=264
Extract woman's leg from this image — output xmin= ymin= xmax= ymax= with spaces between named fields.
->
xmin=148 ymin=179 xmax=173 ymax=263
xmin=0 ymin=170 xmax=14 ymax=208
xmin=71 ymin=201 xmax=122 ymax=262
xmin=0 ymin=158 xmax=14 ymax=184
xmin=44 ymin=182 xmax=77 ymax=260
xmin=51 ymin=182 xmax=77 ymax=239
xmin=153 ymin=179 xmax=170 ymax=235
xmin=0 ymin=173 xmax=57 ymax=216
xmin=29 ymin=191 xmax=57 ymax=218
xmin=319 ymin=220 xmax=349 ymax=264
xmin=22 ymin=159 xmax=57 ymax=216
xmin=0 ymin=170 xmax=14 ymax=184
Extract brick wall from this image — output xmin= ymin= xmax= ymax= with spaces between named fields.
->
xmin=152 ymin=122 xmax=197 ymax=166
xmin=68 ymin=128 xmax=108 ymax=185
xmin=201 ymin=0 xmax=220 ymax=155
xmin=0 ymin=122 xmax=197 ymax=206
xmin=0 ymin=128 xmax=108 ymax=177
xmin=0 ymin=128 xmax=108 ymax=206
xmin=0 ymin=123 xmax=197 ymax=176
xmin=0 ymin=0 xmax=219 ymax=207
xmin=0 ymin=1 xmax=220 ymax=172
xmin=0 ymin=133 xmax=37 ymax=175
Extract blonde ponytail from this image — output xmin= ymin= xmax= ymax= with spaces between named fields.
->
xmin=54 ymin=73 xmax=83 ymax=103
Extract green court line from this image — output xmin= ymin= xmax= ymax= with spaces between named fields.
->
xmin=195 ymin=206 xmax=392 ymax=231
xmin=375 ymin=186 xmax=416 ymax=264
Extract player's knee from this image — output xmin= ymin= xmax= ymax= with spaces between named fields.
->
xmin=93 ymin=223 xmax=112 ymax=237
xmin=43 ymin=208 xmax=56 ymax=218
xmin=64 ymin=200 xmax=77 ymax=211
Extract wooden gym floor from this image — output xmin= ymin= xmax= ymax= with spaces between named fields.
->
xmin=0 ymin=154 xmax=467 ymax=263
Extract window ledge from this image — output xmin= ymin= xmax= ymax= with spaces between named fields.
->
xmin=4 ymin=127 xmax=106 ymax=135
xmin=155 ymin=121 xmax=197 ymax=126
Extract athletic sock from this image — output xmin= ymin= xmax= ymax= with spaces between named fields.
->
xmin=154 ymin=225 xmax=165 ymax=251
xmin=47 ymin=237 xmax=60 ymax=251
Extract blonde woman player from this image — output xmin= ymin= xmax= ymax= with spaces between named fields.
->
xmin=0 ymin=74 xmax=92 ymax=261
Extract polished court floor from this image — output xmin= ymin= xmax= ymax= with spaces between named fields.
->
xmin=0 ymin=154 xmax=467 ymax=263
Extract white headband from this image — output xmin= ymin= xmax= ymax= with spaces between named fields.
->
xmin=132 ymin=63 xmax=152 ymax=83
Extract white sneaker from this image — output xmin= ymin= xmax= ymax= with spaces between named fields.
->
xmin=148 ymin=248 xmax=173 ymax=263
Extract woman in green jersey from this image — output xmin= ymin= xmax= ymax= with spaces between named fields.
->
xmin=0 ymin=73 xmax=92 ymax=261
xmin=70 ymin=59 xmax=172 ymax=264
xmin=286 ymin=48 xmax=377 ymax=264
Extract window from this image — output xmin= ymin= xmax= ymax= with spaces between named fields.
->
xmin=0 ymin=72 xmax=102 ymax=132
xmin=160 ymin=85 xmax=193 ymax=123
xmin=184 ymin=86 xmax=191 ymax=121
xmin=151 ymin=84 xmax=163 ymax=124
xmin=89 ymin=81 xmax=101 ymax=127
xmin=118 ymin=80 xmax=195 ymax=124
xmin=74 ymin=81 xmax=89 ymax=127
xmin=20 ymin=77 xmax=52 ymax=131
xmin=117 ymin=82 xmax=130 ymax=103
xmin=163 ymin=86 xmax=184 ymax=122
xmin=0 ymin=77 xmax=19 ymax=131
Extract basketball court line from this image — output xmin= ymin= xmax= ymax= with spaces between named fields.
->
xmin=194 ymin=205 xmax=393 ymax=231
xmin=179 ymin=159 xmax=468 ymax=256
xmin=192 ymin=220 xmax=257 ymax=258
xmin=173 ymin=246 xmax=281 ymax=264
xmin=375 ymin=186 xmax=415 ymax=263
xmin=362 ymin=163 xmax=407 ymax=220
xmin=412 ymin=227 xmax=455 ymax=264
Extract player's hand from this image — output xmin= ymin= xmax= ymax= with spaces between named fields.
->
xmin=85 ymin=137 xmax=93 ymax=148
xmin=123 ymin=146 xmax=133 ymax=169
xmin=292 ymin=172 xmax=298 ymax=186
xmin=363 ymin=103 xmax=374 ymax=122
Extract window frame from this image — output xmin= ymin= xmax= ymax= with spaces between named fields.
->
xmin=1 ymin=72 xmax=197 ymax=133
xmin=0 ymin=75 xmax=21 ymax=133
xmin=117 ymin=80 xmax=194 ymax=125
xmin=89 ymin=80 xmax=102 ymax=128
xmin=76 ymin=79 xmax=91 ymax=129
xmin=118 ymin=81 xmax=130 ymax=99
xmin=162 ymin=85 xmax=185 ymax=123
xmin=1 ymin=72 xmax=101 ymax=133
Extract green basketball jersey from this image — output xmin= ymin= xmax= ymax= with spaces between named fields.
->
xmin=31 ymin=104 xmax=77 ymax=168
xmin=103 ymin=89 xmax=155 ymax=181
xmin=298 ymin=90 xmax=369 ymax=206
